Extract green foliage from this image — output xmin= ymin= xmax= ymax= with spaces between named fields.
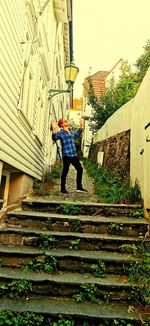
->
xmin=136 ymin=242 xmax=150 ymax=254
xmin=70 ymin=219 xmax=82 ymax=230
xmin=123 ymin=254 xmax=150 ymax=283
xmin=134 ymin=39 xmax=150 ymax=84
xmin=107 ymin=223 xmax=123 ymax=234
xmin=74 ymin=283 xmax=98 ymax=303
xmin=38 ymin=234 xmax=58 ymax=250
xmin=123 ymin=254 xmax=150 ymax=306
xmin=57 ymin=204 xmax=81 ymax=215
xmin=118 ymin=244 xmax=138 ymax=254
xmin=0 ymin=311 xmax=44 ymax=326
xmin=103 ymin=321 xmax=131 ymax=326
xmin=33 ymin=181 xmax=49 ymax=196
xmin=131 ymin=208 xmax=144 ymax=218
xmin=87 ymin=41 xmax=150 ymax=131
xmin=43 ymin=256 xmax=58 ymax=273
xmin=0 ymin=311 xmax=148 ymax=326
xmin=127 ymin=179 xmax=142 ymax=203
xmin=51 ymin=317 xmax=74 ymax=326
xmin=23 ymin=256 xmax=58 ymax=273
xmin=69 ymin=239 xmax=81 ymax=250
xmin=88 ymin=61 xmax=138 ymax=131
xmin=83 ymin=159 xmax=142 ymax=204
xmin=43 ymin=164 xmax=62 ymax=183
xmin=91 ymin=260 xmax=107 ymax=278
xmin=0 ymin=279 xmax=32 ymax=298
xmin=103 ymin=320 xmax=133 ymax=326
xmin=118 ymin=242 xmax=150 ymax=255
xmin=129 ymin=285 xmax=150 ymax=307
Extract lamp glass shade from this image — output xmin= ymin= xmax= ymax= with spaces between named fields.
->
xmin=65 ymin=62 xmax=79 ymax=84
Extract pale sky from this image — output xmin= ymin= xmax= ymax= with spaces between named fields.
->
xmin=73 ymin=0 xmax=150 ymax=98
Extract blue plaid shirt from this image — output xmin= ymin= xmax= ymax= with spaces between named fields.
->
xmin=52 ymin=128 xmax=83 ymax=157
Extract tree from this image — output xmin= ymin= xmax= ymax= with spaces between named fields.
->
xmin=88 ymin=41 xmax=150 ymax=131
xmin=89 ymin=61 xmax=137 ymax=131
xmin=134 ymin=39 xmax=150 ymax=84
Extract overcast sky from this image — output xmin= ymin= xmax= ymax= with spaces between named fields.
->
xmin=73 ymin=0 xmax=150 ymax=98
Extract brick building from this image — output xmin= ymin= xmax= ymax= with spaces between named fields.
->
xmin=83 ymin=71 xmax=109 ymax=98
xmin=83 ymin=59 xmax=123 ymax=98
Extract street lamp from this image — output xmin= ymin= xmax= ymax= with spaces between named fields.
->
xmin=48 ymin=62 xmax=79 ymax=100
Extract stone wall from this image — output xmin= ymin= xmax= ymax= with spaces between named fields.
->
xmin=89 ymin=130 xmax=130 ymax=179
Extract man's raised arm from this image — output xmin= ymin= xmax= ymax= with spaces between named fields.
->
xmin=51 ymin=120 xmax=59 ymax=134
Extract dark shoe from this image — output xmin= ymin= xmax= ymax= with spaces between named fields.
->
xmin=76 ymin=187 xmax=87 ymax=193
xmin=61 ymin=189 xmax=69 ymax=195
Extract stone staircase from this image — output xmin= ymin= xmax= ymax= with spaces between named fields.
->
xmin=0 ymin=199 xmax=150 ymax=325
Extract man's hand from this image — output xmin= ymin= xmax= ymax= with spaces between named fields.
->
xmin=51 ymin=120 xmax=59 ymax=133
xmin=80 ymin=118 xmax=84 ymax=129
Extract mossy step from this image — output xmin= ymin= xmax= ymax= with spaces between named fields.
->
xmin=0 ymin=245 xmax=141 ymax=274
xmin=0 ymin=296 xmax=147 ymax=322
xmin=0 ymin=268 xmax=137 ymax=303
xmin=22 ymin=199 xmax=142 ymax=216
xmin=0 ymin=267 xmax=132 ymax=287
xmin=6 ymin=211 xmax=148 ymax=237
xmin=8 ymin=210 xmax=148 ymax=223
xmin=0 ymin=245 xmax=141 ymax=262
xmin=0 ymin=227 xmax=149 ymax=252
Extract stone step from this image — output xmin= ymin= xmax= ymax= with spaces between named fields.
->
xmin=0 ymin=267 xmax=138 ymax=303
xmin=0 ymin=246 xmax=141 ymax=275
xmin=6 ymin=210 xmax=149 ymax=237
xmin=0 ymin=227 xmax=149 ymax=252
xmin=22 ymin=199 xmax=143 ymax=216
xmin=1 ymin=296 xmax=148 ymax=323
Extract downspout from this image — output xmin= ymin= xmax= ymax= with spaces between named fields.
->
xmin=69 ymin=0 xmax=73 ymax=63
xmin=69 ymin=0 xmax=73 ymax=107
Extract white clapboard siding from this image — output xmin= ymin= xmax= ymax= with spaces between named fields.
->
xmin=1 ymin=108 xmax=45 ymax=164
xmin=1 ymin=0 xmax=70 ymax=179
xmin=1 ymin=99 xmax=45 ymax=173
xmin=1 ymin=0 xmax=48 ymax=179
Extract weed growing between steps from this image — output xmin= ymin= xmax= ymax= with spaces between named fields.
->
xmin=33 ymin=162 xmax=63 ymax=196
xmin=1 ymin=311 xmax=149 ymax=326
xmin=83 ymin=159 xmax=142 ymax=204
xmin=70 ymin=219 xmax=82 ymax=231
xmin=57 ymin=204 xmax=81 ymax=215
xmin=0 ymin=311 xmax=44 ymax=326
xmin=23 ymin=256 xmax=58 ymax=273
xmin=37 ymin=235 xmax=58 ymax=250
xmin=118 ymin=242 xmax=150 ymax=254
xmin=0 ymin=279 xmax=32 ymax=298
xmin=131 ymin=208 xmax=144 ymax=218
xmin=118 ymin=244 xmax=139 ymax=254
xmin=73 ymin=283 xmax=98 ymax=303
xmin=91 ymin=260 xmax=107 ymax=278
xmin=69 ymin=239 xmax=81 ymax=250
xmin=123 ymin=253 xmax=150 ymax=308
xmin=118 ymin=241 xmax=150 ymax=312
xmin=22 ymin=255 xmax=107 ymax=278
xmin=107 ymin=223 xmax=123 ymax=234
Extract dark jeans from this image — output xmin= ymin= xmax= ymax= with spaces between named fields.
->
xmin=61 ymin=156 xmax=83 ymax=190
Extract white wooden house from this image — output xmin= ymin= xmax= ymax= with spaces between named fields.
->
xmin=0 ymin=0 xmax=72 ymax=209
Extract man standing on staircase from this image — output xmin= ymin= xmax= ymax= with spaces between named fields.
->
xmin=51 ymin=118 xmax=87 ymax=195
